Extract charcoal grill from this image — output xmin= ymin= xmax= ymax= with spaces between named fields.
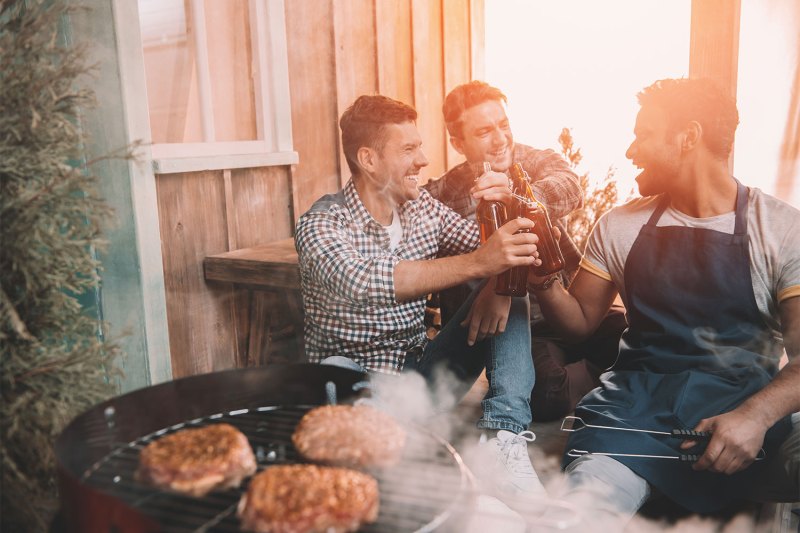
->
xmin=55 ymin=364 xmax=473 ymax=532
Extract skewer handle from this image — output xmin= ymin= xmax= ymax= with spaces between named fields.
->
xmin=679 ymin=454 xmax=701 ymax=462
xmin=671 ymin=429 xmax=711 ymax=440
xmin=560 ymin=416 xmax=585 ymax=432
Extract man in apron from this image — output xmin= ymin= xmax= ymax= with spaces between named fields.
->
xmin=530 ymin=78 xmax=800 ymax=523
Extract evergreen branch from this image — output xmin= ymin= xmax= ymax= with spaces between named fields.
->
xmin=11 ymin=357 xmax=71 ymax=385
xmin=82 ymin=140 xmax=144 ymax=168
xmin=1 ymin=286 xmax=35 ymax=341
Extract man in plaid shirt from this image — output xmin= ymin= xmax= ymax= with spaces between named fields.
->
xmin=296 ymin=94 xmax=549 ymax=498
xmin=425 ymin=81 xmax=627 ymax=421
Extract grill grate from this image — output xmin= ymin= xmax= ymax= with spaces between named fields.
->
xmin=80 ymin=405 xmax=471 ymax=532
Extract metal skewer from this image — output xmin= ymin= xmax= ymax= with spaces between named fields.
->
xmin=561 ymin=415 xmax=711 ymax=440
xmin=567 ymin=448 xmax=766 ymax=462
xmin=562 ymin=416 xmax=767 ymax=462
xmin=567 ymin=448 xmax=702 ymax=462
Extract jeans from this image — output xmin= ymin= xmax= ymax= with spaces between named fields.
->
xmin=322 ymin=281 xmax=535 ymax=433
xmin=558 ymin=412 xmax=800 ymax=522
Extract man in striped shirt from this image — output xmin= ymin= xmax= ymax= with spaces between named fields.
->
xmin=296 ymin=94 xmax=548 ymax=498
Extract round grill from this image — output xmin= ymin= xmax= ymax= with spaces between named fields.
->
xmin=55 ymin=364 xmax=473 ymax=532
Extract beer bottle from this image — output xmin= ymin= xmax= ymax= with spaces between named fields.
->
xmin=494 ymin=164 xmax=530 ymax=297
xmin=515 ymin=164 xmax=565 ymax=277
xmin=475 ymin=162 xmax=507 ymax=243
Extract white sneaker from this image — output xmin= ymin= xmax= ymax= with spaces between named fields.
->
xmin=479 ymin=430 xmax=547 ymax=498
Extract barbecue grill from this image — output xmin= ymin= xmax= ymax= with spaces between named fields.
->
xmin=54 ymin=364 xmax=474 ymax=532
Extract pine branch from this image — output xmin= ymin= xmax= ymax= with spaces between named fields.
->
xmin=0 ymin=286 xmax=35 ymax=341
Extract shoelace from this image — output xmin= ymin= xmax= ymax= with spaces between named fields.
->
xmin=499 ymin=431 xmax=537 ymax=475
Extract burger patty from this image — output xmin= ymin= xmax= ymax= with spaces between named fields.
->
xmin=237 ymin=464 xmax=379 ymax=533
xmin=292 ymin=404 xmax=407 ymax=468
xmin=136 ymin=423 xmax=256 ymax=497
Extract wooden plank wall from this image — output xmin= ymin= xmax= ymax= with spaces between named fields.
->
xmin=286 ymin=0 xmax=481 ymax=218
xmin=689 ymin=0 xmax=741 ymax=96
xmin=156 ymin=0 xmax=480 ymax=378
xmin=156 ymin=166 xmax=294 ymax=377
xmin=689 ymin=0 xmax=741 ymax=173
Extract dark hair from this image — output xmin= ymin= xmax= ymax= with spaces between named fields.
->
xmin=637 ymin=78 xmax=739 ymax=160
xmin=339 ymin=95 xmax=418 ymax=176
xmin=443 ymin=81 xmax=507 ymax=138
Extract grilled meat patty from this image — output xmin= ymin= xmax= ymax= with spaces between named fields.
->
xmin=237 ymin=464 xmax=379 ymax=533
xmin=292 ymin=404 xmax=407 ymax=468
xmin=136 ymin=423 xmax=256 ymax=496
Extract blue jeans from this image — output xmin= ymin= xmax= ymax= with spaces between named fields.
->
xmin=323 ymin=281 xmax=535 ymax=433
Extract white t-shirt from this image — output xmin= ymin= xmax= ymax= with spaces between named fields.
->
xmin=384 ymin=208 xmax=403 ymax=252
xmin=581 ymin=188 xmax=800 ymax=337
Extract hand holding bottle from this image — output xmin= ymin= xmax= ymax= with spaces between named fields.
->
xmin=510 ymin=163 xmax=566 ymax=278
xmin=474 ymin=217 xmax=538 ymax=277
xmin=470 ymin=162 xmax=513 ymax=205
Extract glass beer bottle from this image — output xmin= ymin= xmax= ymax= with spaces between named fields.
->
xmin=475 ymin=162 xmax=507 ymax=243
xmin=516 ymin=164 xmax=566 ymax=277
xmin=494 ymin=164 xmax=530 ymax=297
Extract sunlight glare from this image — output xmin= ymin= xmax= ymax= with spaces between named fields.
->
xmin=485 ymin=0 xmax=691 ymax=201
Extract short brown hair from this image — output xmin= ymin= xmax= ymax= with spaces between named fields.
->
xmin=637 ymin=78 xmax=739 ymax=160
xmin=339 ymin=95 xmax=418 ymax=176
xmin=443 ymin=81 xmax=507 ymax=138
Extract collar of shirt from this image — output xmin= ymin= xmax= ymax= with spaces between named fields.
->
xmin=343 ymin=179 xmax=421 ymax=240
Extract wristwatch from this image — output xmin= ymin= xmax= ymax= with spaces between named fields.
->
xmin=528 ymin=274 xmax=560 ymax=292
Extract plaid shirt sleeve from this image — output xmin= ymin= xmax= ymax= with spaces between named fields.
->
xmin=423 ymin=162 xmax=478 ymax=221
xmin=432 ymin=195 xmax=481 ymax=257
xmin=517 ymin=146 xmax=584 ymax=220
xmin=295 ymin=211 xmax=401 ymax=307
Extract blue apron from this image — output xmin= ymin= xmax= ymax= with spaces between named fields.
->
xmin=563 ymin=180 xmax=791 ymax=513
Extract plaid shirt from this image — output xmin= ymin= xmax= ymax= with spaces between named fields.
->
xmin=295 ymin=179 xmax=480 ymax=373
xmin=424 ymin=144 xmax=584 ymax=322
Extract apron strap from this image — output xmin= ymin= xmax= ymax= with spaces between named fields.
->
xmin=645 ymin=194 xmax=671 ymax=227
xmin=733 ymin=178 xmax=749 ymax=236
xmin=644 ymin=180 xmax=750 ymax=236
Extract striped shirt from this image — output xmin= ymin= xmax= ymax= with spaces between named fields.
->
xmin=295 ymin=179 xmax=480 ymax=373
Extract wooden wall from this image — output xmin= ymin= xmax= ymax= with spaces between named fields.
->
xmin=689 ymin=0 xmax=740 ymax=96
xmin=286 ymin=0 xmax=483 ymax=218
xmin=157 ymin=166 xmax=294 ymax=377
xmin=157 ymin=0 xmax=481 ymax=378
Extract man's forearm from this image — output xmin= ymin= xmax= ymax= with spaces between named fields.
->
xmin=533 ymin=269 xmax=619 ymax=340
xmin=393 ymin=253 xmax=486 ymax=301
xmin=394 ymin=217 xmax=537 ymax=301
xmin=533 ymin=282 xmax=597 ymax=339
xmin=737 ymin=357 xmax=800 ymax=428
xmin=738 ymin=296 xmax=800 ymax=425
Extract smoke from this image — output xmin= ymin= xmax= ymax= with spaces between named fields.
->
xmin=364 ymin=364 xmax=463 ymax=442
xmin=362 ymin=370 xmax=769 ymax=532
xmin=691 ymin=324 xmax=782 ymax=372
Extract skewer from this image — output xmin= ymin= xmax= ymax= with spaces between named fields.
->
xmin=567 ymin=448 xmax=701 ymax=462
xmin=560 ymin=415 xmax=711 ymax=440
xmin=567 ymin=448 xmax=766 ymax=462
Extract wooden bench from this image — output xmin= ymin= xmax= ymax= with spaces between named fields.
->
xmin=204 ymin=238 xmax=304 ymax=366
xmin=204 ymin=237 xmax=300 ymax=290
